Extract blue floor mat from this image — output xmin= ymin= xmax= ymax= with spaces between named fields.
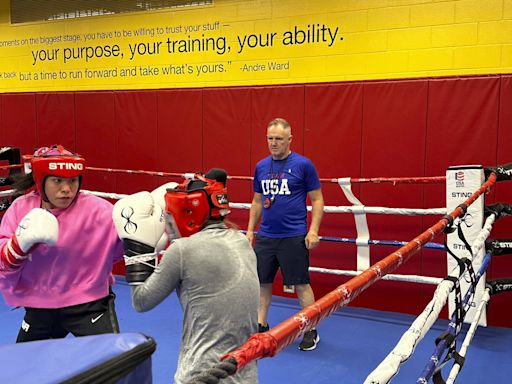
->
xmin=1 ymin=278 xmax=511 ymax=383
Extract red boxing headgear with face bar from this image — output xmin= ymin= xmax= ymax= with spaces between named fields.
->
xmin=164 ymin=170 xmax=230 ymax=238
xmin=31 ymin=145 xmax=86 ymax=201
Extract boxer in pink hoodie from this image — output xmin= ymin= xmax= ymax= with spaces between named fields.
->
xmin=0 ymin=145 xmax=123 ymax=342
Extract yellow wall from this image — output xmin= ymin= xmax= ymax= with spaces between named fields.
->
xmin=0 ymin=0 xmax=511 ymax=92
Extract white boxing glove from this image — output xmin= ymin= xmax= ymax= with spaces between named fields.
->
xmin=112 ymin=191 xmax=165 ymax=285
xmin=150 ymin=182 xmax=179 ymax=251
xmin=150 ymin=182 xmax=178 ymax=211
xmin=1 ymin=208 xmax=58 ymax=269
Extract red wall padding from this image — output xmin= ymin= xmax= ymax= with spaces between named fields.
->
xmin=114 ymin=91 xmax=160 ymax=193
xmin=426 ymin=76 xmax=499 ymax=171
xmin=486 ymin=75 xmax=512 ymax=326
xmin=156 ymin=89 xmax=203 ymax=175
xmin=37 ymin=93 xmax=76 ymax=149
xmin=1 ymin=94 xmax=37 ymax=155
xmin=303 ymin=83 xmax=363 ymax=304
xmin=358 ymin=80 xmax=431 ymax=313
xmin=1 ymin=75 xmax=511 ymax=327
xmin=75 ymin=92 xmax=117 ymax=193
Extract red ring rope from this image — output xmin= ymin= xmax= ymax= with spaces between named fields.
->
xmin=0 ymin=162 xmax=447 ymax=185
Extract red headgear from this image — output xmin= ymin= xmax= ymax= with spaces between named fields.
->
xmin=164 ymin=170 xmax=230 ymax=238
xmin=30 ymin=145 xmax=86 ymax=201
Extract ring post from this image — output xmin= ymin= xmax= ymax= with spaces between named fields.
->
xmin=446 ymin=165 xmax=486 ymax=326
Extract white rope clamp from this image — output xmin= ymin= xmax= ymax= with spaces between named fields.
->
xmin=338 ymin=177 xmax=370 ymax=271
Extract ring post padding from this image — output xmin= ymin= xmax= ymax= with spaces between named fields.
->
xmin=446 ymin=165 xmax=486 ymax=326
xmin=338 ymin=178 xmax=369 ymax=271
xmin=22 ymin=154 xmax=32 ymax=174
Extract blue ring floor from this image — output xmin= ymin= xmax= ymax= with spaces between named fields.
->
xmin=0 ymin=278 xmax=510 ymax=383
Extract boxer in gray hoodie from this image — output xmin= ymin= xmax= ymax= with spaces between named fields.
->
xmin=113 ymin=169 xmax=259 ymax=384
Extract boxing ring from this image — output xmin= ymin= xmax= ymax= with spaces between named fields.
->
xmin=0 ymin=148 xmax=511 ymax=383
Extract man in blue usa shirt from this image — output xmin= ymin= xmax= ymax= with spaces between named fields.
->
xmin=246 ymin=117 xmax=324 ymax=351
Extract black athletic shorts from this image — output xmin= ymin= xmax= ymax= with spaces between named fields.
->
xmin=255 ymin=235 xmax=310 ymax=285
xmin=16 ymin=288 xmax=120 ymax=343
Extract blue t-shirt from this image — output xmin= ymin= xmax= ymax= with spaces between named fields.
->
xmin=253 ymin=152 xmax=321 ymax=238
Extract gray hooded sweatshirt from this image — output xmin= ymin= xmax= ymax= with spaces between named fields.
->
xmin=131 ymin=223 xmax=259 ymax=384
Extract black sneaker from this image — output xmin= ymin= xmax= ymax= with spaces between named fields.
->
xmin=299 ymin=329 xmax=320 ymax=351
xmin=258 ymin=323 xmax=270 ymax=333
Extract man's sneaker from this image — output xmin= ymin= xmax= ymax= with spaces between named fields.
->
xmin=299 ymin=329 xmax=320 ymax=351
xmin=258 ymin=323 xmax=270 ymax=333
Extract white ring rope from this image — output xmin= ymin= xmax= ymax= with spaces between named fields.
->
xmin=88 ymin=189 xmax=448 ymax=282
xmin=320 ymin=206 xmax=446 ymax=215
xmin=363 ymin=213 xmax=496 ymax=384
xmin=80 ymin=189 xmax=448 ymax=285
xmin=127 ymin=258 xmax=445 ymax=285
xmin=0 ymin=189 xmax=446 ymax=216
xmin=0 ymin=188 xmax=448 ymax=284
xmin=83 ymin=191 xmax=446 ymax=215
xmin=83 ymin=190 xmax=128 ymax=200
xmin=309 ymin=267 xmax=442 ymax=285
xmin=0 ymin=189 xmax=14 ymax=197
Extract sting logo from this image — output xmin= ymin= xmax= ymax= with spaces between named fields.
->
xmin=48 ymin=162 xmax=84 ymax=171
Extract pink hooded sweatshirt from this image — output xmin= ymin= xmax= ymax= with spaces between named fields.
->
xmin=0 ymin=191 xmax=123 ymax=308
